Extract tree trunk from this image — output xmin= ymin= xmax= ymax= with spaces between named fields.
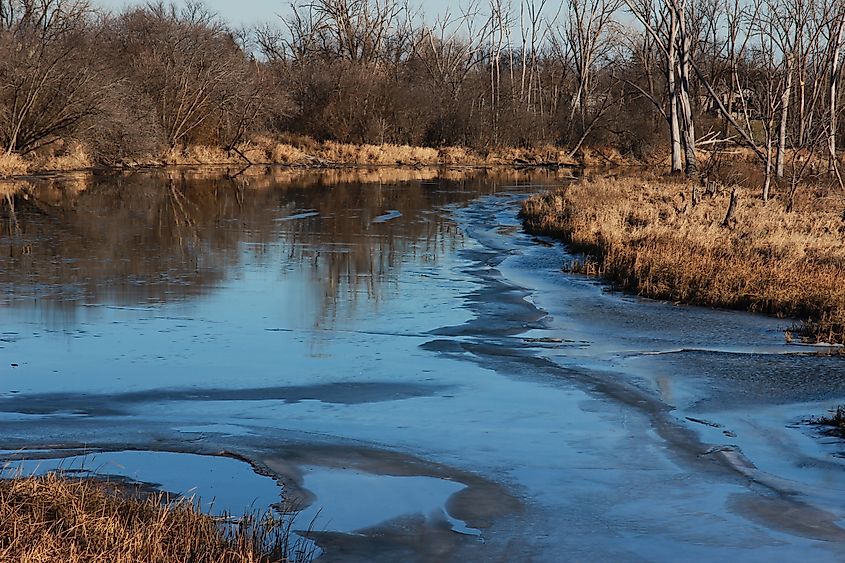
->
xmin=675 ymin=0 xmax=697 ymax=176
xmin=721 ymin=187 xmax=737 ymax=227
xmin=798 ymin=53 xmax=807 ymax=146
xmin=829 ymin=12 xmax=845 ymax=174
xmin=668 ymin=10 xmax=683 ymax=174
xmin=764 ymin=135 xmax=773 ymax=201
xmin=776 ymin=57 xmax=793 ymax=179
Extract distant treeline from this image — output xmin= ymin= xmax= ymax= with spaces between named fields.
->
xmin=3 ymin=0 xmax=845 ymax=185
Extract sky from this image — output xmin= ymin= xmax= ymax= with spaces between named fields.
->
xmin=92 ymin=0 xmax=454 ymax=27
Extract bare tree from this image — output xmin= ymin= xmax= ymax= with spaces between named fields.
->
xmin=487 ymin=0 xmax=514 ymax=142
xmin=624 ymin=0 xmax=684 ymax=173
xmin=411 ymin=5 xmax=492 ymax=100
xmin=518 ymin=0 xmax=553 ymax=112
xmin=0 ymin=0 xmax=113 ymax=155
xmin=672 ymin=0 xmax=697 ymax=175
xmin=563 ymin=0 xmax=621 ymax=138
xmin=763 ymin=0 xmax=818 ymax=180
xmin=112 ymin=2 xmax=253 ymax=149
xmin=284 ymin=0 xmax=407 ymax=64
xmin=825 ymin=0 xmax=845 ymax=177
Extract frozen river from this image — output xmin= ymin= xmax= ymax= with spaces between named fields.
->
xmin=1 ymin=167 xmax=844 ymax=561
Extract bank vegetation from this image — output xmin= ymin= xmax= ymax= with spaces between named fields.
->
xmin=520 ymin=174 xmax=845 ymax=343
xmin=0 ymin=470 xmax=305 ymax=563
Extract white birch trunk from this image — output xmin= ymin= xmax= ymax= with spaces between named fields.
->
xmin=668 ymin=10 xmax=682 ymax=173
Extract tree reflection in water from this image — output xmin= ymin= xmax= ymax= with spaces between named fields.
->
xmin=0 ymin=167 xmax=565 ymax=328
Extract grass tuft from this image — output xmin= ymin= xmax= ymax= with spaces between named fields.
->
xmin=36 ymin=143 xmax=92 ymax=171
xmin=0 ymin=471 xmax=311 ymax=563
xmin=0 ymin=152 xmax=29 ymax=177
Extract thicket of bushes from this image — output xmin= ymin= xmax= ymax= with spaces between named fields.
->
xmin=3 ymin=0 xmax=845 ymax=187
xmin=0 ymin=0 xmax=667 ymax=168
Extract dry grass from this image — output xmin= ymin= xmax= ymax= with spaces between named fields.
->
xmin=157 ymin=139 xmax=447 ymax=167
xmin=0 ymin=134 xmax=587 ymax=175
xmin=218 ymin=139 xmax=584 ymax=167
xmin=0 ymin=472 xmax=304 ymax=563
xmin=577 ymin=146 xmax=636 ymax=167
xmin=268 ymin=142 xmax=308 ymax=165
xmin=171 ymin=138 xmax=579 ymax=167
xmin=317 ymin=141 xmax=440 ymax=165
xmin=2 ymin=142 xmax=91 ymax=176
xmin=36 ymin=143 xmax=92 ymax=172
xmin=520 ymin=174 xmax=845 ymax=343
xmin=0 ymin=152 xmax=28 ymax=177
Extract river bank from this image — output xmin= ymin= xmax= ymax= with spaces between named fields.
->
xmin=0 ymin=136 xmax=618 ymax=179
xmin=0 ymin=470 xmax=294 ymax=563
xmin=520 ymin=173 xmax=845 ymax=344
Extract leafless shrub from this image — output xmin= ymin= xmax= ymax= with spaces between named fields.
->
xmin=0 ymin=0 xmax=114 ymax=156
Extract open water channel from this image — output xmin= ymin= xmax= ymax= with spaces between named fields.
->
xmin=1 ymin=166 xmax=844 ymax=562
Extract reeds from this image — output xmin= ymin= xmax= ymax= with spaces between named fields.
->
xmin=0 ymin=471 xmax=307 ymax=563
xmin=520 ymin=174 xmax=845 ymax=343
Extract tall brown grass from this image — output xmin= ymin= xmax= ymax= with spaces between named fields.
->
xmin=0 ymin=152 xmax=28 ymax=177
xmin=36 ymin=143 xmax=92 ymax=172
xmin=0 ymin=472 xmax=305 ymax=563
xmin=520 ymin=174 xmax=845 ymax=343
xmin=1 ymin=134 xmax=585 ymax=176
